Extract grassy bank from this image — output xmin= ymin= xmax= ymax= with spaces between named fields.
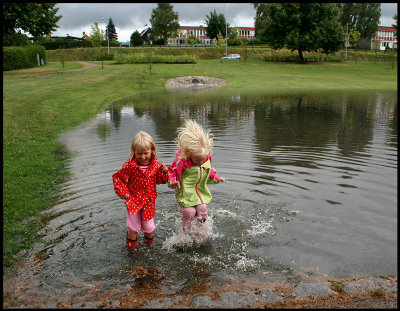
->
xmin=3 ymin=59 xmax=397 ymax=277
xmin=45 ymin=45 xmax=398 ymax=63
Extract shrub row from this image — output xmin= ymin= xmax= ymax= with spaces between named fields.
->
xmin=40 ymin=40 xmax=93 ymax=50
xmin=3 ymin=44 xmax=46 ymax=71
xmin=338 ymin=50 xmax=397 ymax=61
xmin=264 ymin=53 xmax=342 ymax=63
xmin=45 ymin=46 xmax=268 ymax=61
xmin=113 ymin=53 xmax=196 ymax=64
xmin=44 ymin=46 xmax=397 ymax=63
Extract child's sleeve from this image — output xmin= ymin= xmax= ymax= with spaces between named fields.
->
xmin=156 ymin=164 xmax=169 ymax=184
xmin=167 ymin=149 xmax=187 ymax=188
xmin=207 ymin=155 xmax=221 ymax=184
xmin=112 ymin=161 xmax=130 ymax=198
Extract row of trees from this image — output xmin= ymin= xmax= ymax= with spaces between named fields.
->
xmin=253 ymin=3 xmax=386 ymax=62
xmin=3 ymin=3 xmax=397 ymax=59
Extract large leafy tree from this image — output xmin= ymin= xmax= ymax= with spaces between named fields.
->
xmin=149 ymin=3 xmax=179 ymax=43
xmin=338 ymin=3 xmax=381 ymax=40
xmin=205 ymin=9 xmax=229 ymax=40
xmin=3 ymin=3 xmax=61 ymax=38
xmin=254 ymin=3 xmax=344 ymax=63
xmin=106 ymin=17 xmax=118 ymax=41
xmin=253 ymin=3 xmax=268 ymax=40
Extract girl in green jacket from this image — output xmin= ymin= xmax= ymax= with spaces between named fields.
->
xmin=168 ymin=120 xmax=226 ymax=232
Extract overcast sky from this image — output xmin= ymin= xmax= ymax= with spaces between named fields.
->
xmin=51 ymin=3 xmax=398 ymax=42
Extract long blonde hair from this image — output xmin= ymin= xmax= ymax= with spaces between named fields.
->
xmin=130 ymin=131 xmax=158 ymax=157
xmin=176 ymin=120 xmax=214 ymax=160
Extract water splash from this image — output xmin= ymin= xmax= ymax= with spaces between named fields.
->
xmin=162 ymin=215 xmax=220 ymax=251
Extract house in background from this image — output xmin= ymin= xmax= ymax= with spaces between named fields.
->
xmin=171 ymin=26 xmax=210 ymax=45
xmin=141 ymin=25 xmax=255 ymax=45
xmin=236 ymin=27 xmax=255 ymax=40
xmin=371 ymin=26 xmax=397 ymax=50
xmin=44 ymin=32 xmax=88 ymax=41
xmin=359 ymin=26 xmax=397 ymax=50
xmin=140 ymin=27 xmax=151 ymax=42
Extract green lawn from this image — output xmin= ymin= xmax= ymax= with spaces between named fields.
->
xmin=2 ymin=59 xmax=397 ymax=277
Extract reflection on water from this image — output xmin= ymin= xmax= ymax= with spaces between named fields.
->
xmin=14 ymin=88 xmax=398 ymax=304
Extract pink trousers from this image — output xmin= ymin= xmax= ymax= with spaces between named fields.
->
xmin=179 ymin=203 xmax=208 ymax=231
xmin=126 ymin=210 xmax=155 ymax=233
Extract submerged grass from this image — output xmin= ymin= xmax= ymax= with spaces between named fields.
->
xmin=2 ymin=59 xmax=397 ymax=277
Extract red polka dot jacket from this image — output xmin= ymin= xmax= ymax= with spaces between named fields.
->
xmin=112 ymin=156 xmax=168 ymax=220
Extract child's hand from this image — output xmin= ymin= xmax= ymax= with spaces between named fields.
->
xmin=123 ymin=193 xmax=130 ymax=200
xmin=171 ymin=181 xmax=180 ymax=189
xmin=218 ymin=177 xmax=226 ymax=183
xmin=161 ymin=163 xmax=168 ymax=173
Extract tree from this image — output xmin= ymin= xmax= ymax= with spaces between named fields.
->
xmin=338 ymin=3 xmax=381 ymax=40
xmin=392 ymin=14 xmax=397 ymax=39
xmin=106 ymin=18 xmax=118 ymax=41
xmin=255 ymin=3 xmax=344 ymax=63
xmin=253 ymin=3 xmax=268 ymax=41
xmin=149 ymin=3 xmax=180 ymax=43
xmin=3 ymin=32 xmax=30 ymax=47
xmin=205 ymin=9 xmax=229 ymax=40
xmin=3 ymin=3 xmax=62 ymax=39
xmin=241 ymin=38 xmax=249 ymax=64
xmin=187 ymin=34 xmax=197 ymax=46
xmin=89 ymin=22 xmax=105 ymax=47
xmin=213 ymin=32 xmax=226 ymax=61
xmin=227 ymin=28 xmax=246 ymax=46
xmin=348 ymin=28 xmax=361 ymax=48
xmin=130 ymin=30 xmax=144 ymax=46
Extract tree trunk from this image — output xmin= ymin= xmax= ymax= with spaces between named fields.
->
xmin=298 ymin=48 xmax=305 ymax=63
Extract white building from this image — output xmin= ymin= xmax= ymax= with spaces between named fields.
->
xmin=167 ymin=25 xmax=256 ymax=45
xmin=370 ymin=26 xmax=397 ymax=50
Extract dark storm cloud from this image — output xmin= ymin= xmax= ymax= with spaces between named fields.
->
xmin=55 ymin=3 xmax=156 ymax=29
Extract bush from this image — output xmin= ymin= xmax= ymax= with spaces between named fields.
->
xmin=263 ymin=51 xmax=342 ymax=63
xmin=249 ymin=38 xmax=265 ymax=45
xmin=96 ymin=53 xmax=114 ymax=61
xmin=113 ymin=53 xmax=195 ymax=64
xmin=40 ymin=39 xmax=92 ymax=50
xmin=153 ymin=38 xmax=166 ymax=46
xmin=3 ymin=32 xmax=30 ymax=47
xmin=3 ymin=44 xmax=46 ymax=71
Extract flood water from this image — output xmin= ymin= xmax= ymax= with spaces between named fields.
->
xmin=8 ymin=88 xmax=397 ymax=305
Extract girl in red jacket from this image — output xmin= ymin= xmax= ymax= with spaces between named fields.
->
xmin=112 ymin=131 xmax=168 ymax=248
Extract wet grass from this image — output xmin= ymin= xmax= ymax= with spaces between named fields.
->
xmin=3 ymin=61 xmax=83 ymax=75
xmin=2 ymin=59 xmax=397 ymax=277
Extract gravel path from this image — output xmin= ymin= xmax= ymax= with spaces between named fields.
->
xmin=3 ymin=61 xmax=100 ymax=77
xmin=66 ymin=61 xmax=101 ymax=71
xmin=165 ymin=76 xmax=227 ymax=89
xmin=4 ymin=274 xmax=396 ymax=308
xmin=138 ymin=275 xmax=397 ymax=309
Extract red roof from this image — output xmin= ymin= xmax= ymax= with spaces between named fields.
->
xmin=378 ymin=26 xmax=396 ymax=32
xmin=236 ymin=27 xmax=255 ymax=31
xmin=179 ymin=25 xmax=255 ymax=31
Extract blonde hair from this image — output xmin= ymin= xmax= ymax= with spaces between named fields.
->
xmin=176 ymin=120 xmax=214 ymax=160
xmin=130 ymin=131 xmax=158 ymax=157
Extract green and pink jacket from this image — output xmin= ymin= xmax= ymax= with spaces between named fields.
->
xmin=168 ymin=149 xmax=221 ymax=208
